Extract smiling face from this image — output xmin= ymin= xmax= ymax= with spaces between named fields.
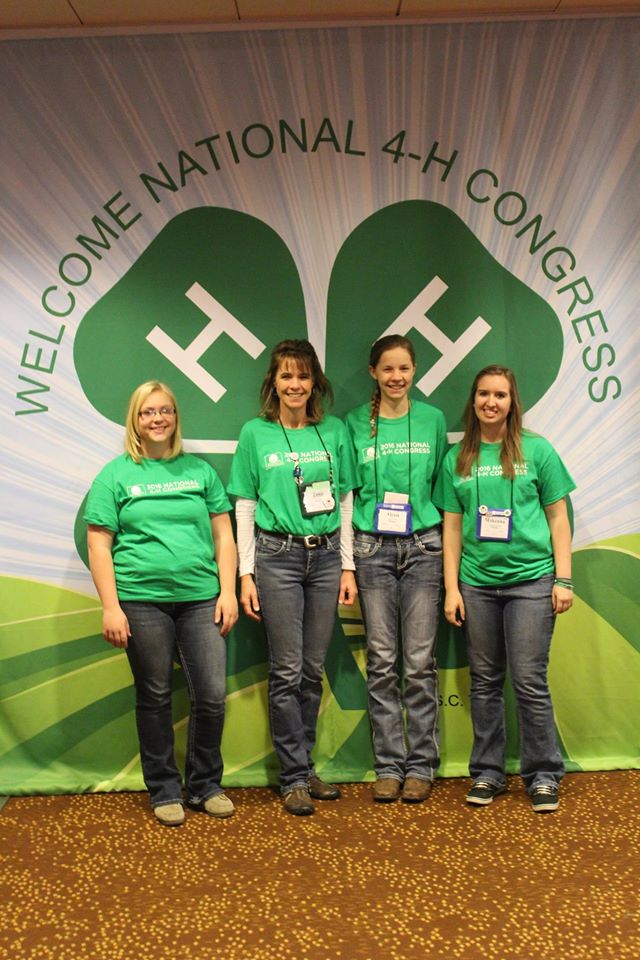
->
xmin=274 ymin=358 xmax=313 ymax=419
xmin=370 ymin=346 xmax=416 ymax=410
xmin=473 ymin=374 xmax=512 ymax=437
xmin=137 ymin=389 xmax=177 ymax=455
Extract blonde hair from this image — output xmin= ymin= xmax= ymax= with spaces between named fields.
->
xmin=124 ymin=381 xmax=183 ymax=463
xmin=456 ymin=365 xmax=523 ymax=479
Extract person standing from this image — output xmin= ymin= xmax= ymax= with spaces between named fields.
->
xmin=228 ymin=340 xmax=357 ymax=816
xmin=86 ymin=381 xmax=238 ymax=826
xmin=437 ymin=365 xmax=575 ymax=813
xmin=345 ymin=335 xmax=447 ymax=803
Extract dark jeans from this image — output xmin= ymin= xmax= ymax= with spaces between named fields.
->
xmin=121 ymin=598 xmax=227 ymax=807
xmin=254 ymin=530 xmax=341 ymax=793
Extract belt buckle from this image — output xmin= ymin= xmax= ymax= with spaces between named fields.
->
xmin=303 ymin=535 xmax=320 ymax=549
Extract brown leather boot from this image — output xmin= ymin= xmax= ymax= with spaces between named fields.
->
xmin=373 ymin=777 xmax=401 ymax=803
xmin=402 ymin=777 xmax=433 ymax=803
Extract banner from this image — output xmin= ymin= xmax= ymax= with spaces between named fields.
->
xmin=2 ymin=18 xmax=639 ymax=794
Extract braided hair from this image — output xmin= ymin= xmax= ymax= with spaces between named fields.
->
xmin=368 ymin=334 xmax=416 ymax=437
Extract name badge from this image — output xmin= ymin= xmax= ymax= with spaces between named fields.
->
xmin=476 ymin=505 xmax=512 ymax=542
xmin=374 ymin=502 xmax=413 ymax=535
xmin=299 ymin=480 xmax=335 ymax=517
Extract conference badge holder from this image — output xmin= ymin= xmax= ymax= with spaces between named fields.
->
xmin=476 ymin=504 xmax=512 ymax=542
xmin=299 ymin=480 xmax=336 ymax=518
xmin=374 ymin=493 xmax=413 ymax=535
xmin=280 ymin=423 xmax=337 ymax=519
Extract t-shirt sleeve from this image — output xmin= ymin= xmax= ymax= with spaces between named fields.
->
xmin=335 ymin=419 xmax=357 ymax=495
xmin=433 ymin=449 xmax=463 ymax=513
xmin=204 ymin=463 xmax=233 ymax=514
xmin=227 ymin=423 xmax=259 ymax=499
xmin=535 ymin=439 xmax=577 ymax=505
xmin=84 ymin=467 xmax=119 ymax=531
xmin=432 ymin=409 xmax=448 ymax=484
xmin=343 ymin=409 xmax=364 ymax=493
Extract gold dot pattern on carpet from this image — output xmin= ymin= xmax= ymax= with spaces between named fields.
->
xmin=0 ymin=772 xmax=638 ymax=960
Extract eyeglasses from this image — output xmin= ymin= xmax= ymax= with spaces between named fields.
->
xmin=138 ymin=406 xmax=176 ymax=420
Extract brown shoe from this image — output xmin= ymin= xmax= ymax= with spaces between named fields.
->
xmin=402 ymin=777 xmax=433 ymax=803
xmin=283 ymin=787 xmax=315 ymax=816
xmin=373 ymin=777 xmax=401 ymax=803
xmin=308 ymin=776 xmax=341 ymax=800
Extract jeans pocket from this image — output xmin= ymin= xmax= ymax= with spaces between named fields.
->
xmin=256 ymin=533 xmax=287 ymax=557
xmin=353 ymin=533 xmax=381 ymax=560
xmin=415 ymin=526 xmax=443 ymax=556
xmin=325 ymin=532 xmax=341 ymax=554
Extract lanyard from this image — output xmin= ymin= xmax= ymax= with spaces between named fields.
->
xmin=278 ymin=420 xmax=334 ymax=488
xmin=373 ymin=404 xmax=412 ymax=504
xmin=475 ymin=464 xmax=514 ymax=511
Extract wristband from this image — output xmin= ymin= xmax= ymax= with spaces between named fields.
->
xmin=554 ymin=578 xmax=573 ymax=590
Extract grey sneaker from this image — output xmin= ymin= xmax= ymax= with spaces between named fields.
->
xmin=466 ymin=781 xmax=507 ymax=806
xmin=530 ymin=784 xmax=560 ymax=813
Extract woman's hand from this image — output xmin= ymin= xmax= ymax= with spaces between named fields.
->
xmin=215 ymin=591 xmax=239 ymax=637
xmin=87 ymin=526 xmax=130 ymax=648
xmin=338 ymin=570 xmax=358 ymax=607
xmin=552 ymin=584 xmax=573 ymax=614
xmin=102 ymin=606 xmax=131 ymax=648
xmin=240 ymin=574 xmax=262 ymax=621
xmin=444 ymin=588 xmax=465 ymax=627
xmin=544 ymin=500 xmax=573 ymax=617
xmin=442 ymin=513 xmax=464 ymax=627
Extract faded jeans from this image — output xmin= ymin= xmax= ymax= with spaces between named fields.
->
xmin=121 ymin=598 xmax=227 ymax=807
xmin=459 ymin=575 xmax=564 ymax=792
xmin=354 ymin=527 xmax=442 ymax=782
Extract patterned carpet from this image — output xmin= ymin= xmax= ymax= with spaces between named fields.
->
xmin=1 ymin=771 xmax=638 ymax=960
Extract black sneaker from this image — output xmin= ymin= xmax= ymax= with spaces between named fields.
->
xmin=466 ymin=780 xmax=507 ymax=806
xmin=530 ymin=784 xmax=560 ymax=813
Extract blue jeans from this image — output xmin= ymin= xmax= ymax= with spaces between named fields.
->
xmin=254 ymin=529 xmax=341 ymax=793
xmin=353 ymin=527 xmax=442 ymax=782
xmin=459 ymin=575 xmax=564 ymax=792
xmin=120 ymin=599 xmax=227 ymax=808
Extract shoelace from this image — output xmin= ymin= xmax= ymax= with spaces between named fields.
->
xmin=533 ymin=785 xmax=557 ymax=795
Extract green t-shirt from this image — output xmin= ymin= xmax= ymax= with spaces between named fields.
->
xmin=344 ymin=400 xmax=447 ymax=533
xmin=227 ymin=416 xmax=356 ymax=535
xmin=434 ymin=433 xmax=576 ymax=587
xmin=84 ymin=453 xmax=231 ymax=602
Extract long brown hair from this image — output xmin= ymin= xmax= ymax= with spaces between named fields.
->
xmin=368 ymin=335 xmax=416 ymax=437
xmin=456 ymin=365 xmax=523 ymax=478
xmin=259 ymin=339 xmax=333 ymax=424
xmin=124 ymin=381 xmax=183 ymax=463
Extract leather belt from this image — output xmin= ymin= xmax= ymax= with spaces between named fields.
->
xmin=258 ymin=528 xmax=339 ymax=549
